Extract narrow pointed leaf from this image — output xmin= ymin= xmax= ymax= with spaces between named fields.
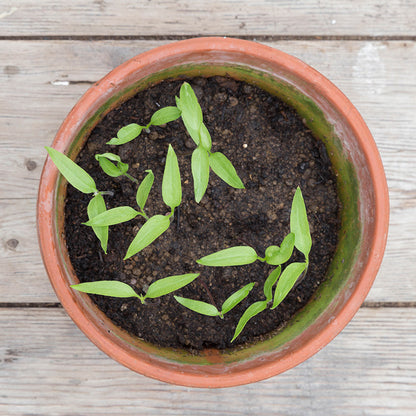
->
xmin=71 ymin=281 xmax=139 ymax=298
xmin=221 ymin=283 xmax=255 ymax=315
xmin=87 ymin=194 xmax=108 ymax=253
xmin=107 ymin=123 xmax=143 ymax=145
xmin=46 ymin=147 xmax=97 ymax=194
xmin=162 ymin=144 xmax=182 ymax=210
xmin=265 ymin=233 xmax=295 ymax=265
xmin=150 ymin=106 xmax=181 ymax=126
xmin=136 ymin=170 xmax=154 ymax=211
xmin=290 ymin=187 xmax=312 ymax=261
xmin=271 ymin=262 xmax=307 ymax=309
xmin=145 ymin=273 xmax=200 ymax=299
xmin=84 ymin=206 xmax=139 ymax=227
xmin=124 ymin=215 xmax=170 ymax=259
xmin=178 ymin=82 xmax=203 ymax=145
xmin=199 ymin=123 xmax=212 ymax=152
xmin=191 ymin=146 xmax=210 ymax=203
xmin=231 ymin=300 xmax=268 ymax=342
xmin=174 ymin=296 xmax=220 ymax=316
xmin=263 ymin=266 xmax=281 ymax=302
xmin=209 ymin=152 xmax=245 ymax=189
xmin=197 ymin=246 xmax=258 ymax=267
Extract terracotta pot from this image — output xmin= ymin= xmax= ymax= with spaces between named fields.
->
xmin=37 ymin=37 xmax=389 ymax=388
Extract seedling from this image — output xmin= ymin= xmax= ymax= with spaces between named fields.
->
xmin=193 ymin=186 xmax=311 ymax=341
xmin=71 ymin=273 xmax=200 ymax=304
xmin=95 ymin=152 xmax=138 ymax=183
xmin=174 ymin=282 xmax=255 ymax=318
xmin=107 ymin=82 xmax=245 ymax=202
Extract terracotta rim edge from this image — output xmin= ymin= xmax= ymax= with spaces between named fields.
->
xmin=37 ymin=37 xmax=389 ymax=388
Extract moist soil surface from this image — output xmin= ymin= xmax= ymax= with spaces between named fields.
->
xmin=64 ymin=76 xmax=340 ymax=351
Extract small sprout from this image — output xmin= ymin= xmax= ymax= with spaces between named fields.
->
xmin=124 ymin=215 xmax=170 ymax=260
xmin=95 ymin=152 xmax=137 ymax=183
xmin=271 ymin=262 xmax=306 ymax=309
xmin=175 ymin=282 xmax=255 ymax=318
xmin=208 ymin=152 xmax=245 ymax=189
xmin=231 ymin=300 xmax=268 ymax=342
xmin=290 ymin=187 xmax=312 ymax=262
xmin=46 ymin=147 xmax=97 ymax=194
xmin=71 ymin=273 xmax=200 ymax=304
xmin=264 ymin=233 xmax=295 ymax=266
xmin=197 ymin=246 xmax=258 ymax=267
xmin=107 ymin=107 xmax=181 ymax=146
xmin=87 ymin=194 xmax=108 ymax=253
xmin=162 ymin=144 xmax=182 ymax=213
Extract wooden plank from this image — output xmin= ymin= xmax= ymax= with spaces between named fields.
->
xmin=1 ymin=40 xmax=415 ymax=302
xmin=0 ymin=307 xmax=415 ymax=415
xmin=0 ymin=1 xmax=415 ymax=37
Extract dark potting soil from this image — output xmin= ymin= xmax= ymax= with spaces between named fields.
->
xmin=64 ymin=76 xmax=340 ymax=351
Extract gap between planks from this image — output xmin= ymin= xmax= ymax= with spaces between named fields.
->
xmin=1 ymin=35 xmax=416 ymax=41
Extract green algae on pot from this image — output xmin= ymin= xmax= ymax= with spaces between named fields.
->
xmin=37 ymin=37 xmax=389 ymax=388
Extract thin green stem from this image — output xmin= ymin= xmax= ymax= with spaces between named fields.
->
xmin=137 ymin=211 xmax=149 ymax=220
xmin=99 ymin=190 xmax=115 ymax=197
xmin=257 ymin=256 xmax=266 ymax=262
xmin=124 ymin=173 xmax=139 ymax=184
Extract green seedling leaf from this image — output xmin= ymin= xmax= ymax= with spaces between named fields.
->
xmin=83 ymin=206 xmax=139 ymax=227
xmin=231 ymin=300 xmax=268 ymax=342
xmin=150 ymin=106 xmax=181 ymax=126
xmin=71 ymin=281 xmax=139 ymax=298
xmin=107 ymin=123 xmax=143 ymax=145
xmin=271 ymin=262 xmax=307 ymax=309
xmin=199 ymin=123 xmax=212 ymax=152
xmin=95 ymin=153 xmax=129 ymax=177
xmin=290 ymin=187 xmax=312 ymax=261
xmin=87 ymin=194 xmax=108 ymax=253
xmin=265 ymin=233 xmax=295 ymax=266
xmin=221 ymin=283 xmax=255 ymax=315
xmin=178 ymin=82 xmax=203 ymax=145
xmin=197 ymin=246 xmax=258 ymax=267
xmin=46 ymin=147 xmax=97 ymax=194
xmin=174 ymin=296 xmax=220 ymax=316
xmin=124 ymin=215 xmax=170 ymax=259
xmin=136 ymin=169 xmax=154 ymax=211
xmin=162 ymin=144 xmax=182 ymax=210
xmin=191 ymin=146 xmax=210 ymax=203
xmin=263 ymin=266 xmax=281 ymax=302
xmin=209 ymin=152 xmax=245 ymax=189
xmin=145 ymin=273 xmax=200 ymax=299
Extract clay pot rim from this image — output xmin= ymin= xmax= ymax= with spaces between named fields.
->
xmin=37 ymin=37 xmax=389 ymax=388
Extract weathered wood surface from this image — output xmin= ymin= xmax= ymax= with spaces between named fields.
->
xmin=1 ymin=0 xmax=415 ymax=413
xmin=0 ymin=1 xmax=415 ymax=37
xmin=0 ymin=307 xmax=415 ymax=415
xmin=0 ymin=40 xmax=415 ymax=302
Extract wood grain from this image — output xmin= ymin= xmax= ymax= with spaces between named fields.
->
xmin=0 ymin=307 xmax=415 ymax=415
xmin=1 ymin=40 xmax=414 ymax=303
xmin=0 ymin=1 xmax=415 ymax=37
